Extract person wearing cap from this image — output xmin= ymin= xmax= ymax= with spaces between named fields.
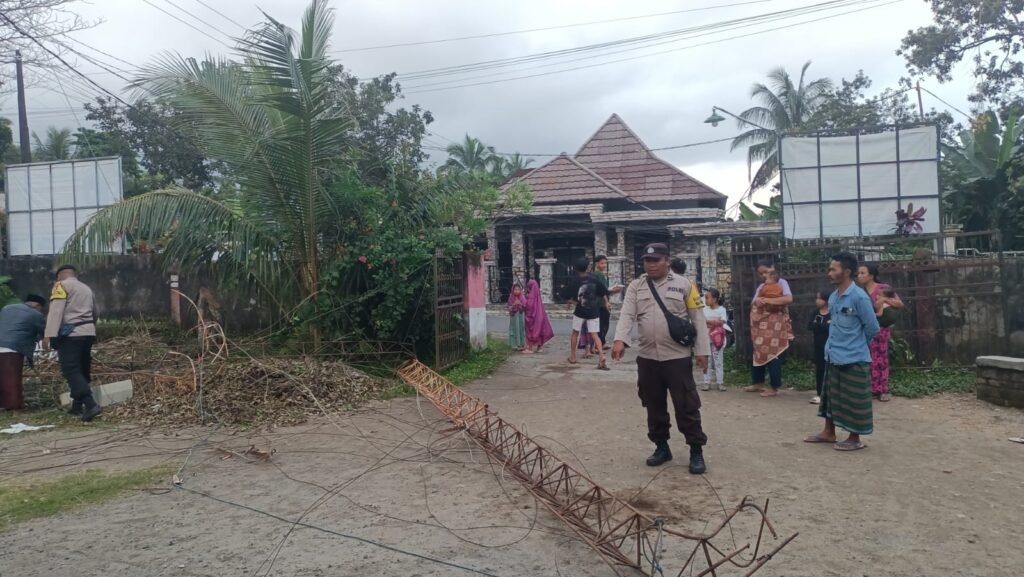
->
xmin=0 ymin=294 xmax=47 ymax=411
xmin=612 ymin=243 xmax=711 ymax=474
xmin=43 ymin=265 xmax=101 ymax=421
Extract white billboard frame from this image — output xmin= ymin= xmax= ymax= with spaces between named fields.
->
xmin=778 ymin=123 xmax=942 ymax=240
xmin=4 ymin=156 xmax=124 ymax=256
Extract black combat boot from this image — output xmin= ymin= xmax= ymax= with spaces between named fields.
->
xmin=67 ymin=400 xmax=83 ymax=416
xmin=688 ymin=445 xmax=706 ymax=475
xmin=645 ymin=441 xmax=673 ymax=467
xmin=80 ymin=396 xmax=102 ymax=423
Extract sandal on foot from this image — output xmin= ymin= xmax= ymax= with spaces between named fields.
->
xmin=879 ymin=393 xmax=891 ymax=402
xmin=597 ymin=359 xmax=610 ymax=371
xmin=759 ymin=389 xmax=779 ymax=397
xmin=803 ymin=434 xmax=836 ymax=444
xmin=567 ymin=358 xmax=577 ymax=365
xmin=833 ymin=440 xmax=866 ymax=451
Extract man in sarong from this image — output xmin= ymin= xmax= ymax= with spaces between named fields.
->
xmin=805 ymin=252 xmax=879 ymax=452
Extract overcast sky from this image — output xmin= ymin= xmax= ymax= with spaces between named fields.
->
xmin=2 ymin=0 xmax=976 ymax=212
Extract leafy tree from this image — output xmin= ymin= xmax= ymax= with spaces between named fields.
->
xmin=441 ymin=135 xmax=498 ymax=174
xmin=0 ymin=117 xmax=12 ymax=162
xmin=62 ymin=0 xmax=533 ymax=346
xmin=491 ymin=153 xmax=534 ymax=182
xmin=84 ymin=96 xmax=217 ymax=190
xmin=323 ymin=66 xmax=434 ymax=185
xmin=899 ymin=0 xmax=1024 ymax=106
xmin=730 ymin=61 xmax=833 ymax=191
xmin=738 ymin=193 xmax=781 ymax=221
xmin=31 ymin=126 xmax=73 ymax=161
xmin=942 ymin=110 xmax=1024 ymax=248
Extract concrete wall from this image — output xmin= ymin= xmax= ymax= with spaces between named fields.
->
xmin=0 ymin=255 xmax=269 ymax=332
xmin=976 ymin=356 xmax=1024 ymax=409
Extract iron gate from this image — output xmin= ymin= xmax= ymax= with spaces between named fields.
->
xmin=434 ymin=251 xmax=468 ymax=371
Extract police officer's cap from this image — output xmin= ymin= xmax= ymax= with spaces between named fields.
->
xmin=641 ymin=243 xmax=670 ymax=259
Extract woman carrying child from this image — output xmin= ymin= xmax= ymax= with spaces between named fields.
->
xmin=856 ymin=264 xmax=904 ymax=402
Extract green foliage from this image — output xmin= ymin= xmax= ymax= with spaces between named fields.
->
xmin=0 ymin=275 xmax=16 ymax=305
xmin=731 ymin=61 xmax=833 ymax=190
xmin=738 ymin=194 xmax=781 ymax=221
xmin=722 ymin=346 xmax=974 ymax=397
xmin=0 ymin=466 xmax=172 ymax=532
xmin=31 ymin=127 xmax=73 ymax=161
xmin=899 ymin=0 xmax=1024 ymax=106
xmin=943 ymin=110 xmax=1024 ymax=249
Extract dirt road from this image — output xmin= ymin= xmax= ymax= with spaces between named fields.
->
xmin=2 ymin=347 xmax=1022 ymax=576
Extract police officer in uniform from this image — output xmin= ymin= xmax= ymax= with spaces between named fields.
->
xmin=612 ymin=243 xmax=711 ymax=474
xmin=43 ymin=265 xmax=101 ymax=422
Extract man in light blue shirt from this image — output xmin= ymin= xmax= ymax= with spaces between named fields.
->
xmin=805 ymin=252 xmax=879 ymax=452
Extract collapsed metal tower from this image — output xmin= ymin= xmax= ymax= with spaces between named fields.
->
xmin=396 ymin=360 xmax=797 ymax=576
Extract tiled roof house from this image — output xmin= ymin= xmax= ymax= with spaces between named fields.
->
xmin=488 ymin=114 xmax=729 ymax=303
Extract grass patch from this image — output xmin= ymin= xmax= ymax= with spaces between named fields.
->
xmin=0 ymin=465 xmax=173 ymax=532
xmin=0 ymin=407 xmax=120 ymax=431
xmin=722 ymin=347 xmax=974 ymax=398
xmin=373 ymin=338 xmax=514 ymax=400
xmin=443 ymin=338 xmax=512 ymax=386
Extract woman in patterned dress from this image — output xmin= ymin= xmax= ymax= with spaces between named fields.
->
xmin=856 ymin=264 xmax=904 ymax=402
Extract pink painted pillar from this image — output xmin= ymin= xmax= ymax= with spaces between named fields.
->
xmin=464 ymin=251 xmax=488 ymax=351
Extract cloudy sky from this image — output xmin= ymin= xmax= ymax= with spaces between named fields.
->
xmin=3 ymin=0 xmax=976 ymax=212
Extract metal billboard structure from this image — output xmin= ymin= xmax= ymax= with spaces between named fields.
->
xmin=779 ymin=123 xmax=941 ymax=240
xmin=4 ymin=156 xmax=123 ymax=256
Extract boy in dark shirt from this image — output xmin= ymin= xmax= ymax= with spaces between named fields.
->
xmin=807 ymin=289 xmax=831 ymax=405
xmin=560 ymin=258 xmax=610 ymax=369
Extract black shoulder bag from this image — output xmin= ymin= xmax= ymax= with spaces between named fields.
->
xmin=646 ymin=277 xmax=697 ymax=347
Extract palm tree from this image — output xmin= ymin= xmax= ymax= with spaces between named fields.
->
xmin=491 ymin=152 xmax=534 ymax=181
xmin=441 ymin=135 xmax=497 ymax=174
xmin=32 ymin=127 xmax=74 ymax=161
xmin=63 ymin=0 xmax=353 ymax=317
xmin=730 ymin=61 xmax=833 ymax=190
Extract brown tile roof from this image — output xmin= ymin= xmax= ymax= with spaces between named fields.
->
xmin=502 ymin=154 xmax=628 ymax=204
xmin=575 ymin=114 xmax=726 ymax=202
xmin=501 ymin=114 xmax=726 ymax=206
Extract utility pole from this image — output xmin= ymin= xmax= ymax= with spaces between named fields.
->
xmin=15 ymin=50 xmax=31 ymax=163
xmin=915 ymin=81 xmax=925 ymax=121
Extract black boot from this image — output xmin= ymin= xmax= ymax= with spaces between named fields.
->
xmin=67 ymin=401 xmax=83 ymax=416
xmin=688 ymin=445 xmax=706 ymax=475
xmin=645 ymin=441 xmax=673 ymax=467
xmin=80 ymin=396 xmax=102 ymax=423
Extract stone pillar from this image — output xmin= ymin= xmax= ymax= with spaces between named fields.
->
xmin=700 ymin=239 xmax=716 ymax=289
xmin=510 ymin=227 xmax=525 ymax=280
xmin=483 ymin=260 xmax=497 ymax=304
xmin=615 ymin=227 xmax=626 ymax=257
xmin=594 ymin=226 xmax=608 ymax=257
xmin=464 ymin=251 xmax=488 ymax=352
xmin=526 ymin=235 xmax=536 ymax=279
xmin=485 ymin=225 xmax=497 ymax=261
xmin=607 ymin=256 xmax=627 ymax=303
xmin=535 ymin=257 xmax=557 ymax=303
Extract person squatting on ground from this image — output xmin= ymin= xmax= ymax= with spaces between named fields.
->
xmin=805 ymin=252 xmax=880 ymax=452
xmin=0 ymin=294 xmax=47 ymax=411
xmin=613 ymin=243 xmax=711 ymax=474
xmin=702 ymin=288 xmax=729 ymax=392
xmin=560 ymin=258 xmax=610 ymax=370
xmin=808 ymin=289 xmax=832 ymax=405
xmin=43 ymin=265 xmax=102 ymax=422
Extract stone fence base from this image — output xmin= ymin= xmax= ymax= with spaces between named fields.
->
xmin=976 ymin=356 xmax=1024 ymax=409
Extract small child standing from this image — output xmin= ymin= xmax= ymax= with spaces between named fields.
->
xmin=807 ymin=289 xmax=831 ymax=405
xmin=507 ymin=283 xmax=526 ymax=351
xmin=702 ymin=288 xmax=729 ymax=392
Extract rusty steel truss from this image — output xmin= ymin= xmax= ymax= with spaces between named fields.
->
xmin=396 ymin=360 xmax=797 ymax=577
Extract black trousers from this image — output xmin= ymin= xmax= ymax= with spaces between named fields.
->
xmin=57 ymin=336 xmax=96 ymax=406
xmin=636 ymin=357 xmax=707 ymax=446
xmin=598 ymin=307 xmax=611 ymax=346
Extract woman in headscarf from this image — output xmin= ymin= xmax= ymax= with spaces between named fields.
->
xmin=507 ymin=282 xmax=527 ymax=351
xmin=523 ymin=279 xmax=554 ymax=354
